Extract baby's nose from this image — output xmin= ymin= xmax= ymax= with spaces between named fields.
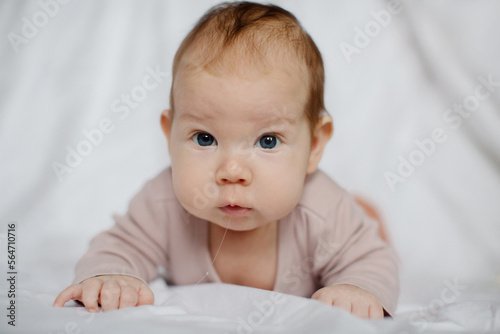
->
xmin=216 ymin=159 xmax=252 ymax=186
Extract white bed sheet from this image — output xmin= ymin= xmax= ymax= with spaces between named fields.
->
xmin=1 ymin=279 xmax=499 ymax=333
xmin=1 ymin=0 xmax=500 ymax=333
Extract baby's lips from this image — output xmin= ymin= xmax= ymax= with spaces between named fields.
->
xmin=219 ymin=205 xmax=252 ymax=217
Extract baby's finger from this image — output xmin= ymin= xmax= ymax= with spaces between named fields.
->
xmin=81 ymin=279 xmax=103 ymax=313
xmin=100 ymin=280 xmax=121 ymax=312
xmin=351 ymin=303 xmax=369 ymax=319
xmin=369 ymin=305 xmax=384 ymax=319
xmin=53 ymin=284 xmax=83 ymax=307
xmin=137 ymin=285 xmax=155 ymax=306
xmin=311 ymin=290 xmax=333 ymax=305
xmin=119 ymin=285 xmax=139 ymax=309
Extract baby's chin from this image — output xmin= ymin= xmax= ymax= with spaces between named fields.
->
xmin=198 ymin=213 xmax=264 ymax=231
xmin=197 ymin=211 xmax=274 ymax=232
xmin=208 ymin=220 xmax=272 ymax=232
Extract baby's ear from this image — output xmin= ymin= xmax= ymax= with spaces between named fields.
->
xmin=160 ymin=109 xmax=172 ymax=148
xmin=306 ymin=114 xmax=333 ymax=174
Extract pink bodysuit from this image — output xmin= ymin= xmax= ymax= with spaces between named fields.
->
xmin=73 ymin=168 xmax=399 ymax=315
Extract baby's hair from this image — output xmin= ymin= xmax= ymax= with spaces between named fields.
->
xmin=169 ymin=1 xmax=326 ymax=133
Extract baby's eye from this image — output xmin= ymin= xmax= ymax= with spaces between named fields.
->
xmin=193 ymin=132 xmax=216 ymax=146
xmin=256 ymin=135 xmax=281 ymax=149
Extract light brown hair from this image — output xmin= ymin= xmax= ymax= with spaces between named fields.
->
xmin=169 ymin=1 xmax=325 ymax=133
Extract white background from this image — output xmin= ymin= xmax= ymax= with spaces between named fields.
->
xmin=1 ymin=0 xmax=499 ymax=310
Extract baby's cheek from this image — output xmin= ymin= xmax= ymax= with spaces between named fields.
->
xmin=171 ymin=164 xmax=208 ymax=213
xmin=263 ymin=171 xmax=304 ymax=215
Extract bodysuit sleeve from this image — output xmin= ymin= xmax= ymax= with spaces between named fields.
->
xmin=315 ymin=195 xmax=400 ymax=317
xmin=72 ymin=172 xmax=173 ymax=285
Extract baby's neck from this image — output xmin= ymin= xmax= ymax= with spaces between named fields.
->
xmin=208 ymin=221 xmax=278 ymax=290
xmin=209 ymin=221 xmax=278 ymax=256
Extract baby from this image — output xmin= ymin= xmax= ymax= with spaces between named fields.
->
xmin=53 ymin=1 xmax=399 ymax=318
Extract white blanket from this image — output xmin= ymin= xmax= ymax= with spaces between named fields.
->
xmin=1 ymin=0 xmax=499 ymax=333
xmin=1 ymin=279 xmax=499 ymax=333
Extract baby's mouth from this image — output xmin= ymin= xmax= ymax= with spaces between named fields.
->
xmin=219 ymin=205 xmax=251 ymax=218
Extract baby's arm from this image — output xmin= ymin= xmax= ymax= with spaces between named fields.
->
xmin=53 ymin=275 xmax=154 ymax=312
xmin=311 ymin=197 xmax=387 ymax=319
xmin=314 ymin=195 xmax=399 ymax=317
xmin=53 ymin=176 xmax=171 ymax=311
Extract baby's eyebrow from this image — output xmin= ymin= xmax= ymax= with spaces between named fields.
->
xmin=260 ymin=114 xmax=299 ymax=129
xmin=176 ymin=107 xmax=303 ymax=135
xmin=177 ymin=110 xmax=300 ymax=125
xmin=177 ymin=112 xmax=212 ymax=123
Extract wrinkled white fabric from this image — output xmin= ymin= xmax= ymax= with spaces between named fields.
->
xmin=1 ymin=0 xmax=499 ymax=333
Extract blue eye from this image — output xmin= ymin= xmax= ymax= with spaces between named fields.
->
xmin=193 ymin=132 xmax=216 ymax=146
xmin=257 ymin=135 xmax=281 ymax=149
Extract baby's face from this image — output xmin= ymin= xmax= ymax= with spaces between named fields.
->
xmin=164 ymin=67 xmax=315 ymax=231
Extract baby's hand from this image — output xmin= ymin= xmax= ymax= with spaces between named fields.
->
xmin=311 ymin=284 xmax=384 ymax=319
xmin=53 ymin=275 xmax=154 ymax=312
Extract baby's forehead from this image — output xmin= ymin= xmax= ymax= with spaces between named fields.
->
xmin=175 ymin=63 xmax=308 ymax=103
xmin=172 ymin=66 xmax=309 ymax=123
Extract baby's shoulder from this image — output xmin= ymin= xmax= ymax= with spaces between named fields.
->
xmin=297 ymin=169 xmax=351 ymax=222
xmin=141 ymin=167 xmax=177 ymax=202
xmin=129 ymin=167 xmax=193 ymax=229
